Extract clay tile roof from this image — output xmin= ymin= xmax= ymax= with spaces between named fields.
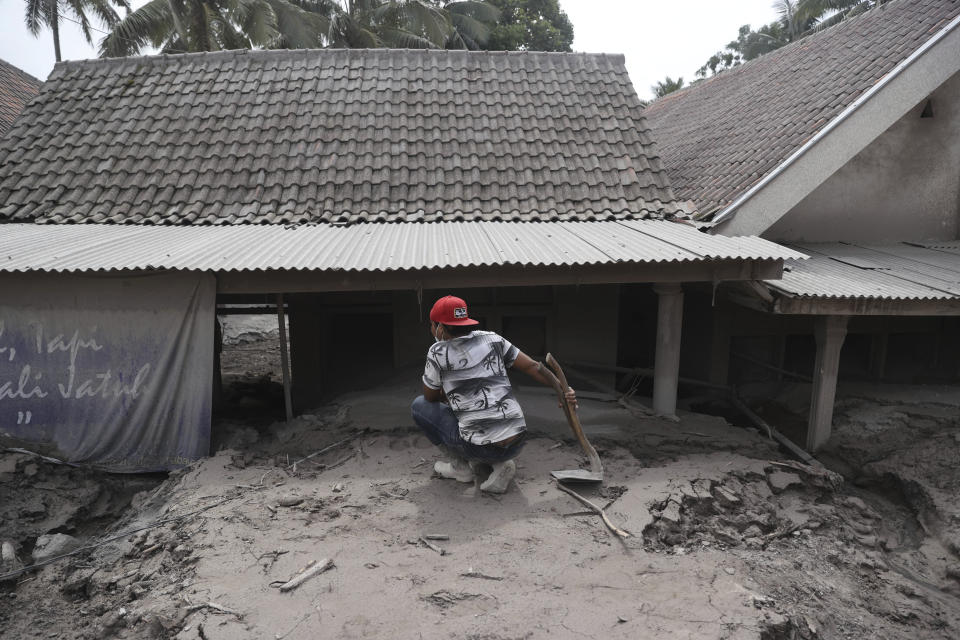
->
xmin=643 ymin=0 xmax=960 ymax=219
xmin=0 ymin=48 xmax=680 ymax=226
xmin=0 ymin=58 xmax=41 ymax=141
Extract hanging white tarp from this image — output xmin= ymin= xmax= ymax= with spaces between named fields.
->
xmin=0 ymin=271 xmax=215 ymax=471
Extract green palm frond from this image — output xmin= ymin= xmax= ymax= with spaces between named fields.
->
xmin=378 ymin=26 xmax=436 ymax=48
xmin=98 ymin=0 xmax=173 ymax=56
xmin=95 ymin=0 xmax=498 ymax=56
xmin=234 ymin=0 xmax=280 ymax=45
xmin=448 ymin=12 xmax=488 ymax=48
xmin=447 ymin=1 xmax=497 ymax=24
xmin=199 ymin=3 xmax=218 ymax=50
xmin=65 ymin=0 xmax=97 ymax=44
xmin=402 ymin=1 xmax=452 ymax=46
xmin=82 ymin=0 xmax=126 ymax=29
xmin=24 ymin=0 xmax=48 ymax=35
xmin=265 ymin=0 xmax=327 ymax=47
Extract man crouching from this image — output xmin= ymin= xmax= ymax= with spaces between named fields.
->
xmin=411 ymin=295 xmax=576 ymax=494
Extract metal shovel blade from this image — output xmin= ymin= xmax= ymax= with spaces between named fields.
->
xmin=551 ymin=469 xmax=604 ymax=483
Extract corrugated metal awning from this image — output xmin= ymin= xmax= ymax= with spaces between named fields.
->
xmin=0 ymin=221 xmax=802 ymax=274
xmin=758 ymin=242 xmax=960 ymax=315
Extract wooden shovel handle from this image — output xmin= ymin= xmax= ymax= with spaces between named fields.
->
xmin=541 ymin=354 xmax=602 ymax=475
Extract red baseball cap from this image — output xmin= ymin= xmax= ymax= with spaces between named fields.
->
xmin=430 ymin=295 xmax=479 ymax=326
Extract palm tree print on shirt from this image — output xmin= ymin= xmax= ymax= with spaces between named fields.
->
xmin=468 ymin=379 xmax=493 ymax=410
xmin=492 ymin=396 xmax=511 ymax=418
xmin=480 ymin=348 xmax=504 ymax=376
xmin=446 ymin=391 xmax=463 ymax=411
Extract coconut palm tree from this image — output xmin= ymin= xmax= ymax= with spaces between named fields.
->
xmin=100 ymin=0 xmax=326 ymax=56
xmin=100 ymin=0 xmax=497 ymax=57
xmin=445 ymin=1 xmax=498 ymax=49
xmin=25 ymin=0 xmax=129 ymax=62
xmin=320 ymin=0 xmax=497 ymax=49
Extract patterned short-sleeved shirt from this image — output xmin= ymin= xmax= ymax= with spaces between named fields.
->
xmin=422 ymin=330 xmax=526 ymax=445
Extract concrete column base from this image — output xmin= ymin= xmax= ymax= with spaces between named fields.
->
xmin=807 ymin=315 xmax=848 ymax=451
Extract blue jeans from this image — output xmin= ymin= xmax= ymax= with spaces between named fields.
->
xmin=411 ymin=396 xmax=525 ymax=464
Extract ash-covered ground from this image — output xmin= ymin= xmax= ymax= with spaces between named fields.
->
xmin=2 ymin=327 xmax=958 ymax=640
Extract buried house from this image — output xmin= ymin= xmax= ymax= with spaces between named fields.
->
xmin=0 ymin=49 xmax=798 ymax=471
xmin=644 ymin=0 xmax=960 ymax=450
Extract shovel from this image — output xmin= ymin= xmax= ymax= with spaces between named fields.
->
xmin=539 ymin=353 xmax=603 ymax=484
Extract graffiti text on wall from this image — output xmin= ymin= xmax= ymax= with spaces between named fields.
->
xmin=0 ymin=321 xmax=152 ymax=419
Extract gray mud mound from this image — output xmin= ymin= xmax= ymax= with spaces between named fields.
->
xmin=643 ymin=461 xmax=843 ymax=551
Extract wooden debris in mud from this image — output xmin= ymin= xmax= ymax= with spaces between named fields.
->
xmin=186 ymin=600 xmax=244 ymax=619
xmin=460 ymin=568 xmax=503 ymax=581
xmin=418 ymin=537 xmax=446 ymax=555
xmin=286 ymin=437 xmax=353 ymax=471
xmin=274 ymin=558 xmax=335 ymax=592
xmin=556 ymin=483 xmax=630 ymax=539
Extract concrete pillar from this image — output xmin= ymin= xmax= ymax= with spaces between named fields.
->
xmin=288 ymin=295 xmax=325 ymax=413
xmin=709 ymin=313 xmax=732 ymax=386
xmin=653 ymin=283 xmax=684 ymax=417
xmin=807 ymin=315 xmax=848 ymax=451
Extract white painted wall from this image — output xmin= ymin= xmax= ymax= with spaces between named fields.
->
xmin=764 ymin=69 xmax=960 ymax=243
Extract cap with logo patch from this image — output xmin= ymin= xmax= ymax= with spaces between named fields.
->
xmin=429 ymin=295 xmax=479 ymax=326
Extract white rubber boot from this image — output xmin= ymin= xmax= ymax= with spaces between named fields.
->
xmin=480 ymin=459 xmax=516 ymax=494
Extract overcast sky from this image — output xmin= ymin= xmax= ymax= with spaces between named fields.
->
xmin=0 ymin=0 xmax=778 ymax=99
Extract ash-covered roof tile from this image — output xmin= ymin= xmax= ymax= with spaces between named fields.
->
xmin=0 ymin=49 xmax=680 ymax=225
xmin=0 ymin=58 xmax=41 ymax=142
xmin=643 ymin=0 xmax=960 ymax=218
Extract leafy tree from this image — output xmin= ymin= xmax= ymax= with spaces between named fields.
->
xmin=651 ymin=76 xmax=684 ymax=98
xmin=481 ymin=0 xmax=573 ymax=52
xmin=696 ymin=22 xmax=788 ymax=77
xmin=25 ymin=0 xmax=129 ymax=62
xmin=697 ymin=0 xmax=890 ymax=78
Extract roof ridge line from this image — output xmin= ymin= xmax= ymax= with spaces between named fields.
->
xmin=59 ymin=48 xmax=626 ymax=75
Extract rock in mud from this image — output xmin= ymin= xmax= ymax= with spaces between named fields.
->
xmin=659 ymin=500 xmax=682 ymax=524
xmin=32 ymin=533 xmax=81 ymax=562
xmin=278 ymin=495 xmax=304 ymax=507
xmin=945 ymin=564 xmax=960 ymax=582
xmin=767 ymin=472 xmax=803 ymax=494
xmin=62 ymin=567 xmax=99 ymax=600
xmin=712 ymin=485 xmax=741 ymax=507
xmin=1 ymin=540 xmax=18 ymax=564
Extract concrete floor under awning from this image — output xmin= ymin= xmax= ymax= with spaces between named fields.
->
xmin=333 ymin=370 xmax=763 ymax=453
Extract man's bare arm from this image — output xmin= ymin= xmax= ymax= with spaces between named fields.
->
xmin=422 ymin=384 xmax=444 ymax=403
xmin=510 ymin=352 xmax=578 ymax=408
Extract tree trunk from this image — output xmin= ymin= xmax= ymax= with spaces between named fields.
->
xmin=51 ymin=0 xmax=62 ymax=63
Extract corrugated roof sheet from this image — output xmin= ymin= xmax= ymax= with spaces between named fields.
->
xmin=766 ymin=242 xmax=960 ymax=300
xmin=643 ymin=0 xmax=960 ymax=218
xmin=0 ymin=48 xmax=681 ymax=226
xmin=0 ymin=221 xmax=802 ymax=274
